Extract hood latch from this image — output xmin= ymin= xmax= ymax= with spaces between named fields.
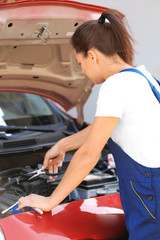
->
xmin=36 ymin=26 xmax=51 ymax=42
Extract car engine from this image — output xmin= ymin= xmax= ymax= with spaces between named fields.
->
xmin=0 ymin=147 xmax=119 ymax=219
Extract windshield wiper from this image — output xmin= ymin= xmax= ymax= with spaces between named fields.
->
xmin=0 ymin=125 xmax=56 ymax=133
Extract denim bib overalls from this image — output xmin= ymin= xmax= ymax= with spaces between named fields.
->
xmin=108 ymin=69 xmax=160 ymax=240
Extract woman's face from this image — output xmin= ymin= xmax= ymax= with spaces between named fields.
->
xmin=74 ymin=51 xmax=103 ymax=84
xmin=75 ymin=49 xmax=132 ymax=85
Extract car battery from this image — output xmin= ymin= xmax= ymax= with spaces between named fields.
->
xmin=77 ymin=173 xmax=119 ymax=199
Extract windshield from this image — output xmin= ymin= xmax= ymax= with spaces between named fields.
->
xmin=0 ymin=92 xmax=59 ymax=126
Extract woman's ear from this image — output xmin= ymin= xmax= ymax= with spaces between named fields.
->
xmin=87 ymin=49 xmax=97 ymax=64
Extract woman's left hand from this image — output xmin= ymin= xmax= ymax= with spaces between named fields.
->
xmin=17 ymin=194 xmax=52 ymax=212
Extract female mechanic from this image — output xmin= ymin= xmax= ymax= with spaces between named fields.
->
xmin=18 ymin=9 xmax=160 ymax=240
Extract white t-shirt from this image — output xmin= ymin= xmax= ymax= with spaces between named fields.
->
xmin=95 ymin=65 xmax=160 ymax=168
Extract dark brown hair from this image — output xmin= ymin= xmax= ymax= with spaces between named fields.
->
xmin=71 ymin=9 xmax=134 ymax=65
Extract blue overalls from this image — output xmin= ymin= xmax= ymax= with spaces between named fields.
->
xmin=108 ymin=69 xmax=160 ymax=240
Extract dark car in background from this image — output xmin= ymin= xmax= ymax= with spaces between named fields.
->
xmin=0 ymin=1 xmax=128 ymax=239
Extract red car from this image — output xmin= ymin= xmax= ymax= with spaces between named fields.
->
xmin=0 ymin=1 xmax=128 ymax=239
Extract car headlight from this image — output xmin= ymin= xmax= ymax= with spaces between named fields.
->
xmin=0 ymin=227 xmax=5 ymax=240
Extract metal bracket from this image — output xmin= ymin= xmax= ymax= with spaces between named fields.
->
xmin=37 ymin=26 xmax=51 ymax=42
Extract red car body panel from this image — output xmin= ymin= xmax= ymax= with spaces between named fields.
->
xmin=0 ymin=194 xmax=127 ymax=240
xmin=0 ymin=0 xmax=108 ymax=12
xmin=0 ymin=0 xmax=108 ymax=23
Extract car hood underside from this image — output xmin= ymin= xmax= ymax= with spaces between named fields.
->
xmin=0 ymin=0 xmax=108 ymax=124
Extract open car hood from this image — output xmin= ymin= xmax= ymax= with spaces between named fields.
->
xmin=0 ymin=0 xmax=107 ymax=124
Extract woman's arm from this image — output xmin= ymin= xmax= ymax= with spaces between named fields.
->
xmin=42 ymin=125 xmax=92 ymax=175
xmin=18 ymin=116 xmax=119 ymax=211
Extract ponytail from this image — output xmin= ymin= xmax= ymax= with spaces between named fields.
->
xmin=71 ymin=9 xmax=134 ymax=65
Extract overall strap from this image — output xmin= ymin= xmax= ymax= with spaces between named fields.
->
xmin=120 ymin=68 xmax=160 ymax=103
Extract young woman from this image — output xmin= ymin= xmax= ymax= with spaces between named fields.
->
xmin=18 ymin=9 xmax=160 ymax=239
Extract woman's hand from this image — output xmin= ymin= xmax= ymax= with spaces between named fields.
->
xmin=42 ymin=142 xmax=65 ymax=180
xmin=17 ymin=194 xmax=53 ymax=212
xmin=42 ymin=126 xmax=91 ymax=180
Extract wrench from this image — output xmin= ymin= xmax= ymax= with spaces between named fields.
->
xmin=1 ymin=201 xmax=43 ymax=215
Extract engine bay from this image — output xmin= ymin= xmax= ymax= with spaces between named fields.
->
xmin=0 ymin=149 xmax=119 ymax=219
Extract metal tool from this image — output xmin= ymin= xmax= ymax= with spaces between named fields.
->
xmin=27 ymin=169 xmax=64 ymax=180
xmin=33 ymin=208 xmax=43 ymax=215
xmin=27 ymin=169 xmax=46 ymax=180
xmin=1 ymin=201 xmax=18 ymax=215
xmin=1 ymin=201 xmax=43 ymax=215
